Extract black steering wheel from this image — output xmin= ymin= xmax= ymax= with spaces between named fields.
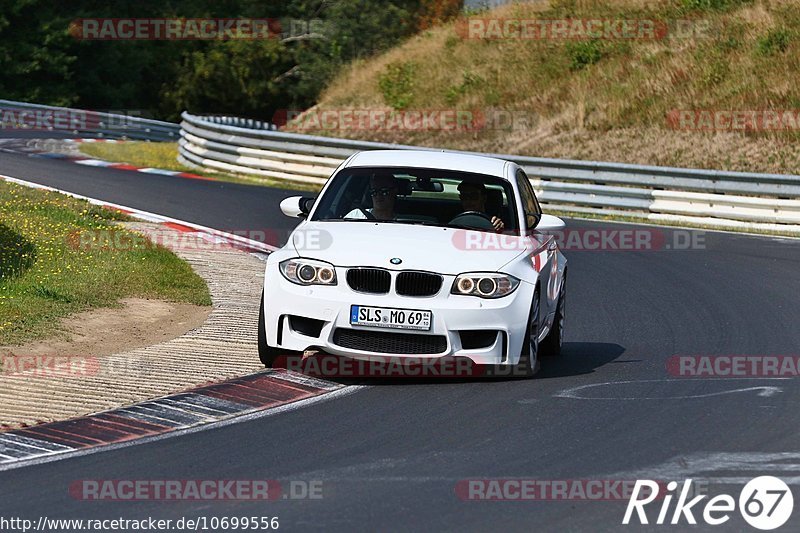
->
xmin=359 ymin=208 xmax=377 ymax=220
xmin=448 ymin=210 xmax=494 ymax=230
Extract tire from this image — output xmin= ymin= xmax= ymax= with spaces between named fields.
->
xmin=258 ymin=291 xmax=282 ymax=367
xmin=515 ymin=286 xmax=541 ymax=378
xmin=541 ymin=273 xmax=566 ymax=357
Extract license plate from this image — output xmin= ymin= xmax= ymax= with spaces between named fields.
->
xmin=350 ymin=305 xmax=432 ymax=331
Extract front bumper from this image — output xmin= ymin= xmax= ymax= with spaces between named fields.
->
xmin=262 ymin=261 xmax=535 ymax=365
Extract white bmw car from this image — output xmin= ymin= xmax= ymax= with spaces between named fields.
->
xmin=259 ymin=150 xmax=567 ymax=377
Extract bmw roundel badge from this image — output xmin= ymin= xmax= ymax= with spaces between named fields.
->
xmin=390 ymin=257 xmax=402 ymax=265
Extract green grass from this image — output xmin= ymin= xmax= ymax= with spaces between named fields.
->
xmin=565 ymin=40 xmax=605 ymax=71
xmin=0 ymin=223 xmax=36 ymax=280
xmin=756 ymin=28 xmax=791 ymax=56
xmin=0 ymin=181 xmax=211 ymax=345
xmin=320 ymin=0 xmax=800 ymax=135
xmin=378 ymin=61 xmax=417 ymax=110
xmin=681 ymin=0 xmax=753 ymax=12
xmin=82 ymin=141 xmax=189 ymax=173
xmin=310 ymin=0 xmax=800 ymax=175
xmin=78 ymin=141 xmax=322 ymax=193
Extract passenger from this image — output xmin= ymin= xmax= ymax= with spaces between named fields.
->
xmin=344 ymin=174 xmax=399 ymax=220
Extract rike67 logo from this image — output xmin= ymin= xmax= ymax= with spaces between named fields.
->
xmin=623 ymin=477 xmax=794 ymax=530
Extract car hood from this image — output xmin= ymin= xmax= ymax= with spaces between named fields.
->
xmin=291 ymin=221 xmax=529 ymax=275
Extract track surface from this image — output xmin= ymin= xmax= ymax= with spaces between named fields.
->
xmin=1 ymin=137 xmax=799 ymax=531
xmin=0 ymin=135 xmax=305 ymax=244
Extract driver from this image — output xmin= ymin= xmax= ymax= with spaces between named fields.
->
xmin=344 ymin=174 xmax=399 ymax=220
xmin=457 ymin=181 xmax=505 ymax=232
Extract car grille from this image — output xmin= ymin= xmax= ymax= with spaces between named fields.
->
xmin=346 ymin=268 xmax=391 ymax=294
xmin=395 ymin=271 xmax=443 ymax=297
xmin=333 ymin=328 xmax=448 ymax=355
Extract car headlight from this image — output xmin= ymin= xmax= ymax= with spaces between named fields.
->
xmin=280 ymin=258 xmax=337 ymax=286
xmin=451 ymin=273 xmax=519 ymax=299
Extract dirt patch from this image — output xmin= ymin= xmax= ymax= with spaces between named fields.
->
xmin=0 ymin=298 xmax=210 ymax=358
xmin=0 ymin=222 xmax=265 ymax=428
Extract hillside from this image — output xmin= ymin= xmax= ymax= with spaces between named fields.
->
xmin=288 ymin=0 xmax=800 ymax=174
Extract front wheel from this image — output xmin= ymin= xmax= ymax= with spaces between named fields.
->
xmin=541 ymin=273 xmax=566 ymax=357
xmin=515 ymin=286 xmax=541 ymax=378
xmin=258 ymin=291 xmax=282 ymax=367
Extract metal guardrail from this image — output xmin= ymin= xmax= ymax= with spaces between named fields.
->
xmin=199 ymin=115 xmax=278 ymax=131
xmin=8 ymin=99 xmax=795 ymax=233
xmin=0 ymin=99 xmax=180 ymax=141
xmin=179 ymin=111 xmax=800 ymax=234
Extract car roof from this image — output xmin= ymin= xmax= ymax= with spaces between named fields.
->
xmin=345 ymin=150 xmax=510 ymax=179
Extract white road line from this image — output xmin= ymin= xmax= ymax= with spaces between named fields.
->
xmin=73 ymin=159 xmax=113 ymax=167
xmin=0 ymin=437 xmax=59 ymax=453
xmin=138 ymin=168 xmax=182 ymax=175
xmin=555 ymin=378 xmax=789 ymax=400
xmin=0 ymin=434 xmax=73 ymax=452
xmin=146 ymin=400 xmax=220 ymax=422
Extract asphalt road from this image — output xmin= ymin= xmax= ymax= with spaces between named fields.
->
xmin=0 ymin=144 xmax=305 ymax=245
xmin=1 ymin=140 xmax=799 ymax=532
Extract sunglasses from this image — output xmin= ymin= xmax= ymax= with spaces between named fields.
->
xmin=370 ymin=187 xmax=396 ymax=198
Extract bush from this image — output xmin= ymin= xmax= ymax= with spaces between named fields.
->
xmin=681 ymin=0 xmax=753 ymax=11
xmin=566 ymin=40 xmax=604 ymax=71
xmin=378 ymin=61 xmax=417 ymax=110
xmin=444 ymin=71 xmax=484 ymax=105
xmin=756 ymin=29 xmax=791 ymax=56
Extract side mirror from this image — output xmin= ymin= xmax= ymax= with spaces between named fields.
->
xmin=535 ymin=214 xmax=565 ymax=232
xmin=280 ymin=196 xmax=315 ymax=218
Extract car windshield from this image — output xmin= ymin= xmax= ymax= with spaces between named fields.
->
xmin=311 ymin=166 xmax=519 ymax=233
